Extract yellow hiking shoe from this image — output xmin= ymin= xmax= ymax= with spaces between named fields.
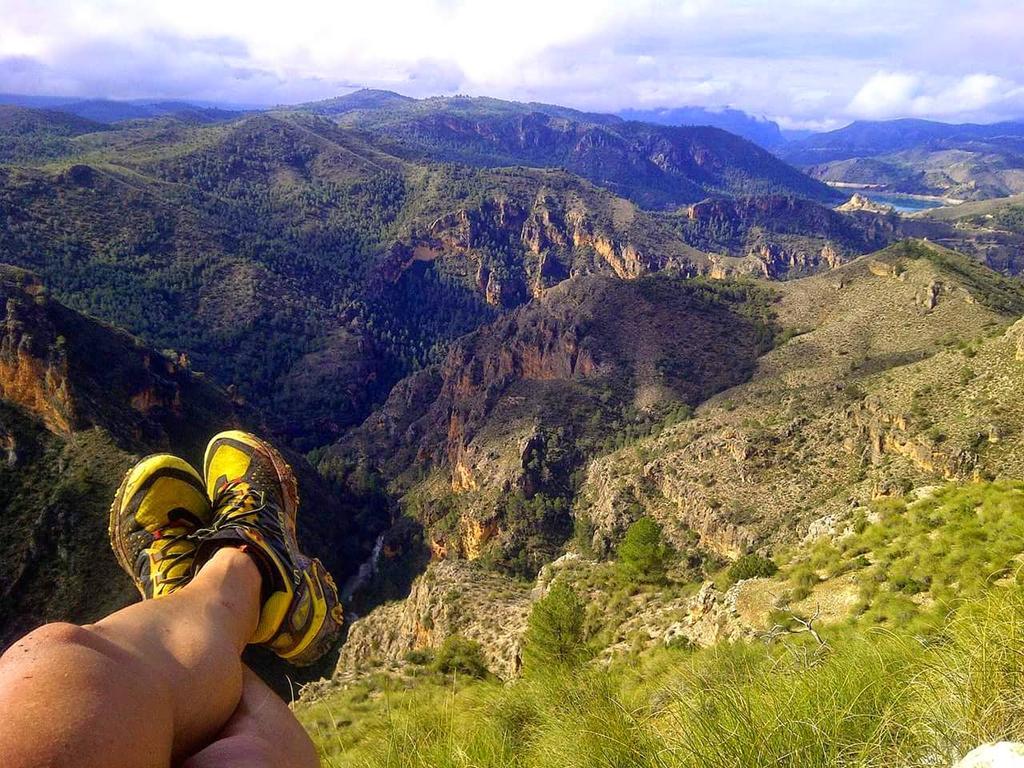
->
xmin=194 ymin=430 xmax=343 ymax=666
xmin=109 ymin=455 xmax=212 ymax=599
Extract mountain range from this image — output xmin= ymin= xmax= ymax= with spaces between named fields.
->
xmin=3 ymin=89 xmax=1024 ymax=732
xmin=781 ymin=118 xmax=1024 ymax=200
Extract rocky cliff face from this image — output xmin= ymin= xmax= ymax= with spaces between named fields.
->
xmin=681 ymin=195 xmax=899 ymax=279
xmin=378 ymin=189 xmax=902 ymax=313
xmin=378 ymin=181 xmax=707 ymax=308
xmin=837 ymin=193 xmax=896 ymax=214
xmin=0 ymin=265 xmax=239 ymax=450
xmin=1 ymin=270 xmax=75 ymax=433
xmin=330 ymin=274 xmax=779 ymax=576
xmin=329 ymin=244 xmax=1024 ymax=684
xmin=338 ymin=560 xmax=532 ymax=679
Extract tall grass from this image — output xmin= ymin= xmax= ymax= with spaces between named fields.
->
xmin=778 ymin=481 xmax=1024 ymax=629
xmin=298 ymin=586 xmax=1024 ymax=768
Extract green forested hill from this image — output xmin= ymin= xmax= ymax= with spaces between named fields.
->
xmin=0 ymin=105 xmax=110 ymax=162
xmin=0 ymin=107 xmax=884 ymax=448
xmin=306 ymin=91 xmax=842 ymax=208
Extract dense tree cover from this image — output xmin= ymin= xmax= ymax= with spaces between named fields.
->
xmin=993 ymin=204 xmax=1024 ymax=233
xmin=2 ymin=109 xmax=794 ymax=451
xmin=0 ymin=106 xmax=108 ymax=162
xmin=331 ymin=94 xmax=841 ymax=208
xmin=727 ymin=553 xmax=779 ymax=583
xmin=0 ymin=116 xmax=522 ymax=447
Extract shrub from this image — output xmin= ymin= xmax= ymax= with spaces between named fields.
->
xmin=433 ymin=635 xmax=488 ymax=679
xmin=727 ymin=553 xmax=778 ymax=583
xmin=617 ymin=517 xmax=671 ymax=584
xmin=404 ymin=648 xmax=434 ymax=666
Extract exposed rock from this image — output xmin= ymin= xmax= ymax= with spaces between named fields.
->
xmin=662 ymin=580 xmax=762 ymax=648
xmin=337 ymin=561 xmax=532 ymax=680
xmin=380 ymin=192 xmax=699 ymax=307
xmin=915 ymin=279 xmax=942 ymax=309
xmin=837 ymin=193 xmax=895 ymax=215
xmin=335 ymin=274 xmax=775 ymax=569
xmin=1 ymin=271 xmax=75 ymax=433
xmin=576 ymin=242 xmax=1019 ymax=558
xmin=1004 ymin=317 xmax=1024 ymax=361
xmin=683 ymin=195 xmax=895 ymax=278
xmin=955 ymin=743 xmax=1024 ymax=768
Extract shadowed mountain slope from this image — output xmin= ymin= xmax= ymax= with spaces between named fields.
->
xmin=328 ymin=274 xmax=780 ymax=576
xmin=0 ymin=266 xmax=361 ymax=650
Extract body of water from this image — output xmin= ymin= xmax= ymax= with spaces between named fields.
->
xmin=858 ymin=192 xmax=950 ymax=214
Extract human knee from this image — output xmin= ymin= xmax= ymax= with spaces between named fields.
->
xmin=2 ymin=622 xmax=96 ymax=662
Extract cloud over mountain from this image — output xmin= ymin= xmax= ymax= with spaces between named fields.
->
xmin=0 ymin=0 xmax=1021 ymax=125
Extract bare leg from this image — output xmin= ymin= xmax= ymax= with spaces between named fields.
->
xmin=0 ymin=547 xmax=260 ymax=768
xmin=183 ymin=666 xmax=319 ymax=768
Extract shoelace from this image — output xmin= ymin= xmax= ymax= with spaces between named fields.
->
xmin=195 ymin=479 xmax=286 ymax=542
xmin=151 ymin=526 xmax=199 ymax=591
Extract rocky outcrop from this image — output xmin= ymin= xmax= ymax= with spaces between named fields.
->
xmin=337 ymin=561 xmax=532 ymax=679
xmin=334 ymin=274 xmax=777 ymax=570
xmin=0 ymin=265 xmax=247 ymax=450
xmin=0 ymin=271 xmax=75 ymax=433
xmin=681 ymin=195 xmax=898 ymax=279
xmin=837 ymin=193 xmax=895 ymax=215
xmin=1005 ymin=317 xmax=1024 ymax=361
xmin=576 ymin=242 xmax=1023 ymax=558
xmin=747 ymin=240 xmax=841 ymax=279
xmin=380 ymin=193 xmax=695 ymax=306
xmin=663 ymin=581 xmax=760 ymax=648
xmin=955 ymin=743 xmax=1024 ymax=768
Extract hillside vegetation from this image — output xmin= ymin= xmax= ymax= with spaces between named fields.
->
xmin=0 ymin=106 xmax=916 ymax=451
xmin=297 ymin=479 xmax=1024 ymax=768
xmin=315 ymin=91 xmax=842 ymax=209
xmin=330 ymin=239 xmax=1024 ymax=681
xmin=0 ymin=266 xmax=360 ymax=654
xmin=6 ymin=96 xmax=1024 ymax=760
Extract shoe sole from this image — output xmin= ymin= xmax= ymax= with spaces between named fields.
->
xmin=281 ymin=559 xmax=345 ymax=667
xmin=109 ymin=462 xmax=143 ymax=596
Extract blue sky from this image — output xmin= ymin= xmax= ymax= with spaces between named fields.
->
xmin=0 ymin=0 xmax=1021 ymax=128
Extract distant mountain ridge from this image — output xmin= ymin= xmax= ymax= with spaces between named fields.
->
xmin=782 ymin=118 xmax=1024 ymax=164
xmin=618 ymin=106 xmax=785 ymax=149
xmin=780 ymin=118 xmax=1024 ymax=200
xmin=301 ymin=90 xmax=839 ymax=208
xmin=0 ymin=93 xmax=243 ymax=123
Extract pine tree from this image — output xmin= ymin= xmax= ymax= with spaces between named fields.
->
xmin=522 ymin=581 xmax=586 ymax=673
xmin=617 ymin=517 xmax=671 ymax=584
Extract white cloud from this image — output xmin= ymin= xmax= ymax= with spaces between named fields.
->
xmin=0 ymin=0 xmax=1021 ymax=124
xmin=847 ymin=72 xmax=920 ymax=119
xmin=847 ymin=70 xmax=1024 ymax=121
